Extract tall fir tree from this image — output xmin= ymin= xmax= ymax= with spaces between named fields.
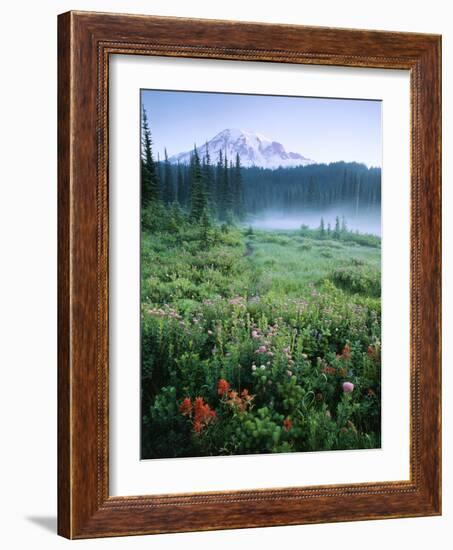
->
xmin=176 ymin=162 xmax=185 ymax=206
xmin=221 ymin=151 xmax=233 ymax=219
xmin=190 ymin=146 xmax=207 ymax=221
xmin=216 ymin=149 xmax=225 ymax=220
xmin=140 ymin=105 xmax=160 ymax=206
xmin=202 ymin=142 xmax=214 ymax=212
xmin=156 ymin=151 xmax=163 ymax=196
xmin=162 ymin=148 xmax=175 ymax=204
xmin=233 ymin=153 xmax=245 ymax=219
xmin=222 ymin=155 xmax=235 ymax=224
xmin=334 ymin=215 xmax=341 ymax=239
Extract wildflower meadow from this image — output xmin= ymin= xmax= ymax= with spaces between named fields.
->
xmin=140 ymin=204 xmax=381 ymax=458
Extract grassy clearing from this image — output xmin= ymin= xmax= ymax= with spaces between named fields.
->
xmin=245 ymin=229 xmax=380 ymax=299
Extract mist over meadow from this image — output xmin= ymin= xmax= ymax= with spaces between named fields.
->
xmin=241 ymin=162 xmax=381 ymax=236
xmin=239 ymin=162 xmax=382 ymax=236
xmin=248 ymin=205 xmax=381 ymax=236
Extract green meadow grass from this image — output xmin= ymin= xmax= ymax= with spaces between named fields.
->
xmin=245 ymin=229 xmax=380 ymax=300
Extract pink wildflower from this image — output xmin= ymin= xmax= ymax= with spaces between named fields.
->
xmin=342 ymin=381 xmax=354 ymax=393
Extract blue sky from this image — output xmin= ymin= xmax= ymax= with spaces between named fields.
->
xmin=141 ymin=89 xmax=382 ymax=167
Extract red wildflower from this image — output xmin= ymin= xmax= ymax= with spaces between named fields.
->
xmin=341 ymin=344 xmax=351 ymax=360
xmin=224 ymin=388 xmax=254 ymax=412
xmin=192 ymin=397 xmax=216 ymax=434
xmin=179 ymin=397 xmax=192 ymax=416
xmin=227 ymin=390 xmax=239 ymax=403
xmin=367 ymin=345 xmax=379 ymax=360
xmin=322 ymin=365 xmax=336 ymax=375
xmin=217 ymin=378 xmax=231 ymax=396
xmin=193 ymin=420 xmax=203 ymax=433
xmin=283 ymin=417 xmax=293 ymax=431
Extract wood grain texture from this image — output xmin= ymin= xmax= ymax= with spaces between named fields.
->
xmin=57 ymin=10 xmax=72 ymax=538
xmin=57 ymin=10 xmax=442 ymax=539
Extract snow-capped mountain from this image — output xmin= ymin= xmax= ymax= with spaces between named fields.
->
xmin=168 ymin=128 xmax=315 ymax=169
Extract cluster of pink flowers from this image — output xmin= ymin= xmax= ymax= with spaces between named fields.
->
xmin=190 ymin=311 xmax=204 ymax=325
xmin=146 ymin=305 xmax=183 ymax=322
xmin=228 ymin=295 xmax=246 ymax=308
xmin=282 ymin=346 xmax=295 ymax=366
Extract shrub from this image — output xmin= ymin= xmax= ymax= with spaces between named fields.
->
xmin=331 ymin=265 xmax=381 ymax=297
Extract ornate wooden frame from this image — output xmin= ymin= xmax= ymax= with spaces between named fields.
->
xmin=58 ymin=10 xmax=441 ymax=539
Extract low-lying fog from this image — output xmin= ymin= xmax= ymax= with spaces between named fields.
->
xmin=247 ymin=207 xmax=381 ymax=237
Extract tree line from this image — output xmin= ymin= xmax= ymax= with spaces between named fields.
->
xmin=141 ymin=107 xmax=381 ymax=223
xmin=242 ymin=162 xmax=381 ymax=214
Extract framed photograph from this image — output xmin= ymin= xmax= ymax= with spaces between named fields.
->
xmin=58 ymin=11 xmax=441 ymax=538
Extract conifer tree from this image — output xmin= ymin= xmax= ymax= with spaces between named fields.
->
xmin=176 ymin=162 xmax=185 ymax=206
xmin=202 ymin=142 xmax=214 ymax=212
xmin=162 ymin=148 xmax=174 ymax=204
xmin=216 ymin=150 xmax=225 ymax=220
xmin=156 ymin=151 xmax=163 ymax=196
xmin=319 ymin=217 xmax=325 ymax=236
xmin=200 ymin=208 xmax=211 ymax=241
xmin=190 ymin=146 xmax=207 ymax=222
xmin=224 ymin=152 xmax=234 ymax=217
xmin=334 ymin=215 xmax=341 ymax=239
xmin=140 ymin=106 xmax=160 ymax=206
xmin=233 ymin=153 xmax=245 ymax=219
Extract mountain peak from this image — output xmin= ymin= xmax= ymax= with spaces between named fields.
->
xmin=168 ymin=128 xmax=314 ymax=169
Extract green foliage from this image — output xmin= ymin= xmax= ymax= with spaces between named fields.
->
xmin=141 ymin=208 xmax=382 ymax=458
xmin=331 ymin=265 xmax=381 ymax=297
xmin=299 ymin=222 xmax=381 ymax=248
